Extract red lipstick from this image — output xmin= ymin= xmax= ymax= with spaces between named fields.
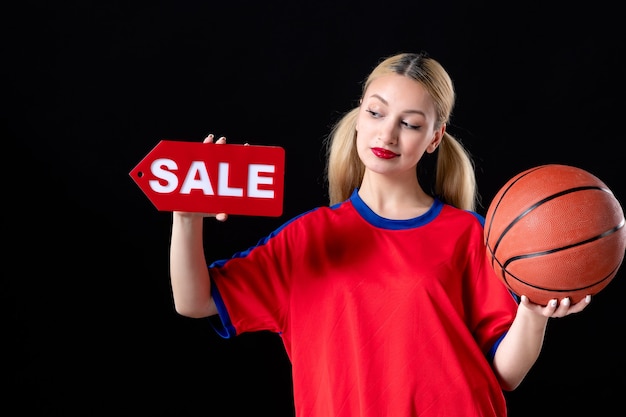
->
xmin=371 ymin=147 xmax=398 ymax=159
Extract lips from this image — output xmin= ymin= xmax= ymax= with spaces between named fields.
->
xmin=371 ymin=147 xmax=398 ymax=159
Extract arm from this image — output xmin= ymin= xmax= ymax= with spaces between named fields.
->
xmin=169 ymin=212 xmax=218 ymax=318
xmin=169 ymin=134 xmax=228 ymax=318
xmin=491 ymin=295 xmax=591 ymax=391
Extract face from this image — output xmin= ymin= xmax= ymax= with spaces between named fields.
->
xmin=356 ymin=73 xmax=444 ymax=179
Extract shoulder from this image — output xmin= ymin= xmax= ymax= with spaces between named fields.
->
xmin=272 ymin=200 xmax=352 ymax=234
xmin=439 ymin=203 xmax=486 ymax=229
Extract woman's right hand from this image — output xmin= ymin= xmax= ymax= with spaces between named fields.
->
xmin=173 ymin=133 xmax=229 ymax=222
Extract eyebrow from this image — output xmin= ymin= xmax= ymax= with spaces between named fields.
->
xmin=368 ymin=94 xmax=427 ymax=117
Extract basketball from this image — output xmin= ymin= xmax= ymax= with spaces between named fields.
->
xmin=484 ymin=164 xmax=626 ymax=305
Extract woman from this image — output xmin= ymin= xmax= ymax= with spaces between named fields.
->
xmin=169 ymin=52 xmax=590 ymax=416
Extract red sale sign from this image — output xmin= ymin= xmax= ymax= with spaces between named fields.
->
xmin=130 ymin=140 xmax=285 ymax=216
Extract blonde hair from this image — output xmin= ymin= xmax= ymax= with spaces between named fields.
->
xmin=324 ymin=52 xmax=478 ymax=211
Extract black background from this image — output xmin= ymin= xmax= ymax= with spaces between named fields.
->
xmin=5 ymin=1 xmax=625 ymax=416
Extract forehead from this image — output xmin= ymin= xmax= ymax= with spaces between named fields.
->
xmin=364 ymin=74 xmax=434 ymax=112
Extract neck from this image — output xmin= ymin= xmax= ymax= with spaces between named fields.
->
xmin=358 ymin=174 xmax=433 ymax=220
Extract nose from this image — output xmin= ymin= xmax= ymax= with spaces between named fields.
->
xmin=377 ymin=120 xmax=398 ymax=145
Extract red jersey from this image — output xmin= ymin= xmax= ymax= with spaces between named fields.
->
xmin=209 ymin=189 xmax=518 ymax=416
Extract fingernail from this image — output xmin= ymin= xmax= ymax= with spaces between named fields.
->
xmin=550 ymin=299 xmax=557 ymax=307
xmin=585 ymin=295 xmax=591 ymax=303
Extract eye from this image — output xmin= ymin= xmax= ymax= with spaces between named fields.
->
xmin=401 ymin=121 xmax=420 ymax=130
xmin=366 ymin=109 xmax=382 ymax=118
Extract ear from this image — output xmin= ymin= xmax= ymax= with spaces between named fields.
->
xmin=426 ymin=124 xmax=446 ymax=153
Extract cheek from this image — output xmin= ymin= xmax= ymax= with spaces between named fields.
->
xmin=356 ymin=110 xmax=373 ymax=132
xmin=403 ymin=138 xmax=431 ymax=160
xmin=355 ymin=131 xmax=370 ymax=158
xmin=355 ymin=130 xmax=366 ymax=150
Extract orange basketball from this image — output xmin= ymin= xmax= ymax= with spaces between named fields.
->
xmin=484 ymin=164 xmax=626 ymax=305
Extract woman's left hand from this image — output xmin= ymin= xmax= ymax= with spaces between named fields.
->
xmin=519 ymin=294 xmax=591 ymax=318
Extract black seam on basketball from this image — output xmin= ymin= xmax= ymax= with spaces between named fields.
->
xmin=501 ymin=264 xmax=620 ymax=292
xmin=484 ymin=166 xmax=545 ymax=271
xmin=484 ymin=166 xmax=544 ymax=245
xmin=500 ymin=218 xmax=624 ymax=266
xmin=491 ymin=185 xmax=611 ymax=256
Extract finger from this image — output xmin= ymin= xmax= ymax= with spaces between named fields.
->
xmin=542 ymin=298 xmax=559 ymax=317
xmin=520 ymin=295 xmax=531 ymax=306
xmin=202 ymin=134 xmax=226 ymax=219
xmin=520 ymin=295 xmax=549 ymax=316
xmin=552 ymin=297 xmax=571 ymax=317
xmin=566 ymin=295 xmax=592 ymax=314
